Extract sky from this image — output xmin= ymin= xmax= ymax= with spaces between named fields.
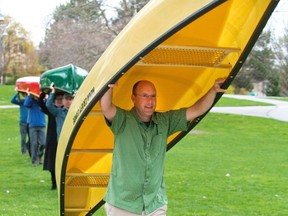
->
xmin=0 ymin=0 xmax=70 ymax=45
xmin=0 ymin=0 xmax=287 ymax=46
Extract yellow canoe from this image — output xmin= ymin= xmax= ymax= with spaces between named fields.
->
xmin=56 ymin=0 xmax=279 ymax=215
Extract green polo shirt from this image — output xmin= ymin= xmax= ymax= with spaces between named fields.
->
xmin=104 ymin=107 xmax=188 ymax=214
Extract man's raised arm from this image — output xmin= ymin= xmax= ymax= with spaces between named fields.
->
xmin=100 ymin=84 xmax=117 ymax=122
xmin=186 ymin=79 xmax=226 ymax=122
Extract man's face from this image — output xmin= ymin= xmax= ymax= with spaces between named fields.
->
xmin=131 ymin=81 xmax=157 ymax=122
xmin=63 ymin=97 xmax=73 ymax=110
xmin=54 ymin=95 xmax=63 ymax=107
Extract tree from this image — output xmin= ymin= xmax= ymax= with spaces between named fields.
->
xmin=233 ymin=30 xmax=279 ymax=95
xmin=111 ymin=0 xmax=150 ymax=32
xmin=39 ymin=0 xmax=115 ymax=71
xmin=275 ymin=27 xmax=288 ymax=96
xmin=39 ymin=0 xmax=150 ymax=71
xmin=279 ymin=63 xmax=288 ymax=96
xmin=0 ymin=16 xmax=42 ymax=84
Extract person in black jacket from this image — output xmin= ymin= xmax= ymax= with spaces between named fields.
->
xmin=38 ymin=91 xmax=63 ymax=190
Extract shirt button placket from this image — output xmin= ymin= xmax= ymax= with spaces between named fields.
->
xmin=143 ymin=140 xmax=151 ymax=209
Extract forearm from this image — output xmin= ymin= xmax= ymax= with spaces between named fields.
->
xmin=186 ymin=79 xmax=226 ymax=121
xmin=10 ymin=94 xmax=20 ymax=105
xmin=46 ymin=93 xmax=58 ymax=116
xmin=100 ymin=88 xmax=116 ymax=122
xmin=24 ymin=95 xmax=32 ymax=107
xmin=186 ymin=88 xmax=217 ymax=121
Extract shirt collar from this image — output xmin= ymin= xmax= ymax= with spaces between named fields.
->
xmin=130 ymin=107 xmax=158 ymax=125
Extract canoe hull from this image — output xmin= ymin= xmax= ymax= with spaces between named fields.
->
xmin=40 ymin=64 xmax=88 ymax=94
xmin=56 ymin=0 xmax=279 ymax=215
xmin=16 ymin=76 xmax=40 ymax=97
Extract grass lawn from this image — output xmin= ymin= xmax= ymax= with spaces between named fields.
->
xmin=214 ymin=97 xmax=273 ymax=107
xmin=1 ymin=85 xmax=287 ymax=215
xmin=0 ymin=85 xmax=17 ymax=105
xmin=0 ymin=108 xmax=59 ymax=215
xmin=166 ymin=114 xmax=288 ymax=215
xmin=267 ymin=97 xmax=288 ymax=102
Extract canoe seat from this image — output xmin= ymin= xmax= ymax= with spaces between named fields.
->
xmin=138 ymin=45 xmax=240 ymax=68
xmin=66 ymin=173 xmax=110 ymax=188
xmin=65 ymin=208 xmax=90 ymax=212
xmin=70 ymin=148 xmax=113 ymax=153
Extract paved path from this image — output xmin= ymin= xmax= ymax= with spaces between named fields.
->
xmin=2 ymin=95 xmax=288 ymax=122
xmin=211 ymin=95 xmax=288 ymax=122
xmin=0 ymin=105 xmax=18 ymax=109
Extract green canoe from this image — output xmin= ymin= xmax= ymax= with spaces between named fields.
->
xmin=40 ymin=64 xmax=88 ymax=94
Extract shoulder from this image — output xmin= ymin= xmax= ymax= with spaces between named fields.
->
xmin=113 ymin=107 xmax=129 ymax=119
xmin=155 ymin=108 xmax=187 ymax=122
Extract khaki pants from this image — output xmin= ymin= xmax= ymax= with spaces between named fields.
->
xmin=105 ymin=202 xmax=167 ymax=216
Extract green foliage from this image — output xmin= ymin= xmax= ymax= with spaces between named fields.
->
xmin=232 ymin=71 xmax=254 ymax=93
xmin=249 ymin=31 xmax=275 ymax=82
xmin=266 ymin=68 xmax=280 ymax=96
xmin=53 ymin=1 xmax=102 ymax=23
xmin=279 ymin=64 xmax=288 ymax=96
xmin=234 ymin=30 xmax=280 ymax=95
xmin=1 ymin=16 xmax=42 ymax=83
xmin=276 ymin=32 xmax=288 ymax=96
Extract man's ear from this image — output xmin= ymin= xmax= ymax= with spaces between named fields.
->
xmin=131 ymin=94 xmax=136 ymax=103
